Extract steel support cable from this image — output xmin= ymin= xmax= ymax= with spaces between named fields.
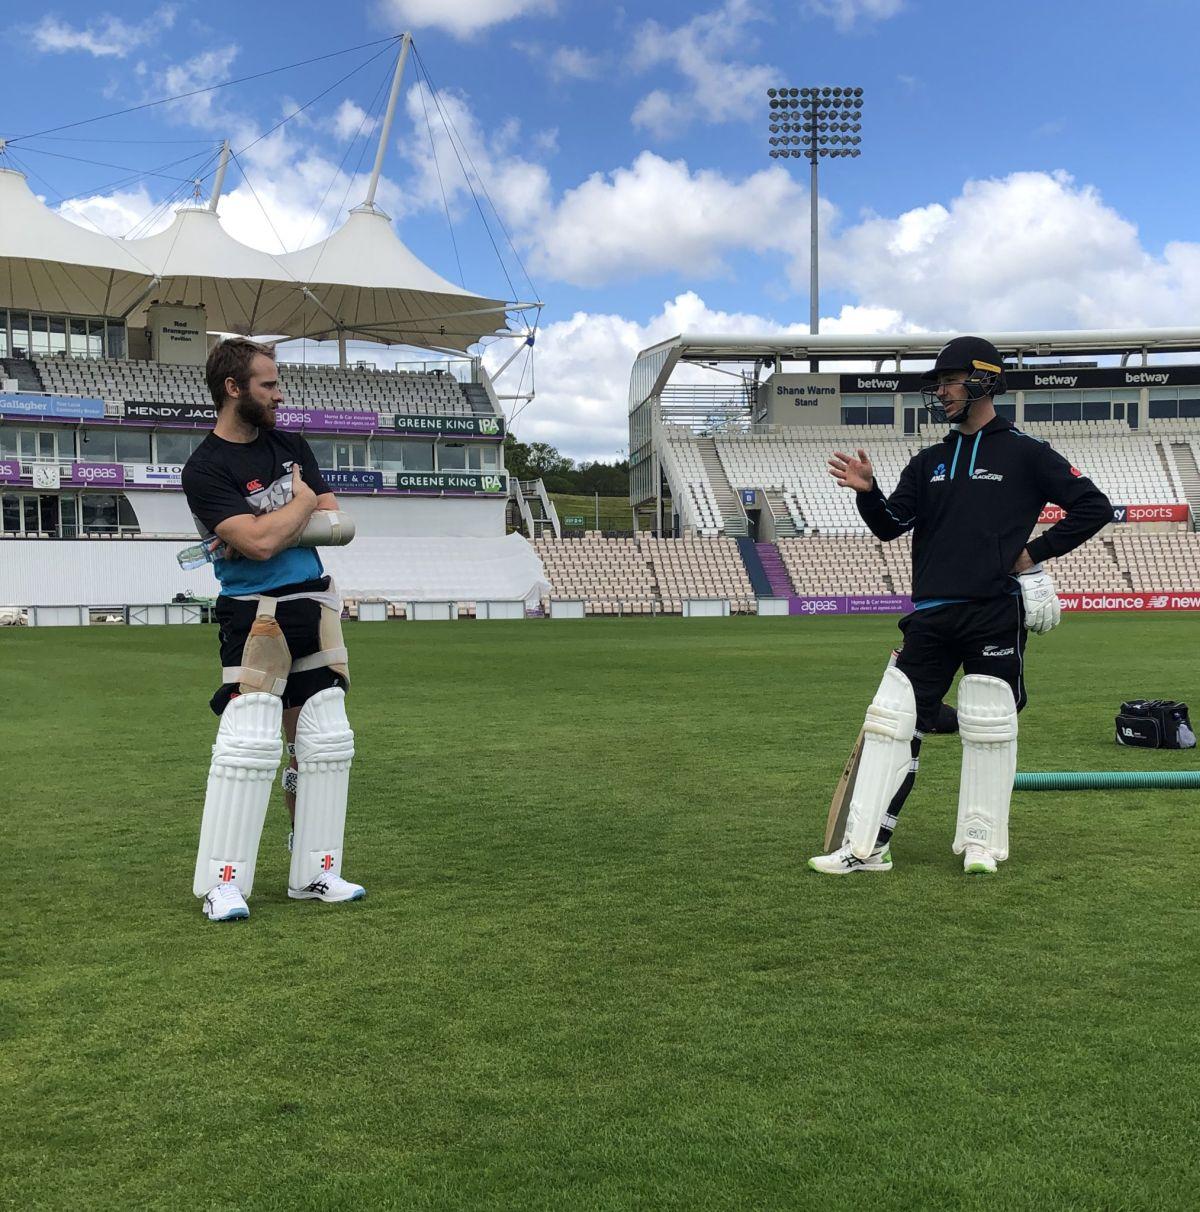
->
xmin=409 ymin=46 xmax=518 ymax=303
xmin=414 ymin=56 xmax=466 ymax=289
xmin=295 ymin=53 xmax=396 ymax=251
xmin=412 ymin=43 xmax=539 ymax=302
xmin=6 ymin=36 xmax=404 ymax=144
xmin=10 ymin=143 xmax=209 ymax=184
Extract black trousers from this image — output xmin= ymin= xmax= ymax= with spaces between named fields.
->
xmin=894 ymin=595 xmax=1028 ymax=732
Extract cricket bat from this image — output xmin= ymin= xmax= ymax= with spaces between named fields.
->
xmin=824 ymin=729 xmax=865 ymax=851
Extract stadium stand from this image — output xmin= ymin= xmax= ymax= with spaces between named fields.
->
xmin=1046 ymin=537 xmax=1129 ymax=591
xmin=776 ymin=534 xmax=889 ymax=594
xmin=658 ymin=429 xmax=723 ymax=535
xmin=1016 ymin=423 xmax=1182 ymax=503
xmin=534 ymin=534 xmax=657 ymax=614
xmin=1113 ymin=531 xmax=1200 ymax=590
xmin=641 ymin=535 xmax=755 ymax=614
xmin=532 ymin=535 xmax=755 ymax=614
xmin=31 ymin=355 xmax=478 ymax=416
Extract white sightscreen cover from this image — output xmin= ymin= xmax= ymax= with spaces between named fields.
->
xmin=0 ymin=541 xmax=213 ymax=606
xmin=320 ymin=534 xmax=549 ymax=604
xmin=0 ymin=534 xmax=549 ymax=607
xmin=124 ymin=491 xmax=197 ymax=535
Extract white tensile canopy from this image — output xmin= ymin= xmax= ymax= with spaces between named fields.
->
xmin=0 ymin=168 xmax=152 ymax=318
xmin=0 ymin=168 xmax=511 ymax=352
xmin=273 ymin=206 xmax=510 ymax=350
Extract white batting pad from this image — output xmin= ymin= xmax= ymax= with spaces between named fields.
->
xmin=289 ymin=688 xmax=356 ymax=890
xmin=193 ymin=693 xmax=283 ymax=897
xmin=845 ymin=666 xmax=918 ymax=859
xmin=954 ymin=674 xmax=1018 ymax=861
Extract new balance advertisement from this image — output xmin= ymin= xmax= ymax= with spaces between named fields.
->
xmin=1058 ymin=592 xmax=1200 ymax=612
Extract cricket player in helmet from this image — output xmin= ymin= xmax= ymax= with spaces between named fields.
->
xmin=810 ymin=335 xmax=1112 ymax=875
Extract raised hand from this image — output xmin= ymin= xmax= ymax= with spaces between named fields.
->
xmin=828 ymin=448 xmax=874 ymax=493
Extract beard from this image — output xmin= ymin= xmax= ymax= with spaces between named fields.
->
xmin=235 ymin=395 xmax=276 ymax=429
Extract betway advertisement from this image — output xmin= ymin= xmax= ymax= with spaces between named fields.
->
xmin=1039 ymin=502 xmax=1189 ymax=524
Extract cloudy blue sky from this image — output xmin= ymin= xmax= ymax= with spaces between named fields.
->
xmin=3 ymin=0 xmax=1199 ymax=459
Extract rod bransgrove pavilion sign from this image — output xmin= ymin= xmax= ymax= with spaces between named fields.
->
xmin=394 ymin=470 xmax=508 ymax=494
xmin=392 ymin=414 xmax=504 ymax=438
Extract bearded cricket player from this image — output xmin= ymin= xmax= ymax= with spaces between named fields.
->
xmin=181 ymin=338 xmax=363 ymax=921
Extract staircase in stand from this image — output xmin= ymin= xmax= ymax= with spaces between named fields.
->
xmin=694 ymin=436 xmax=748 ymax=537
xmin=1 ymin=358 xmax=44 ymax=393
xmin=754 ymin=542 xmax=800 ymax=607
xmin=1169 ymin=441 xmax=1200 ymax=530
xmin=762 ymin=488 xmax=798 ymax=537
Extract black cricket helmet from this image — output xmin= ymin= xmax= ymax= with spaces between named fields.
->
xmin=920 ymin=335 xmax=1007 ymax=422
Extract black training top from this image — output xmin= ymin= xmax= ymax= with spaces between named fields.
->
xmin=855 ymin=416 xmax=1112 ymax=602
xmin=181 ymin=427 xmax=330 ymax=597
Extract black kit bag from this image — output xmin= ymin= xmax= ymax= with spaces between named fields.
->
xmin=1115 ymin=699 xmax=1196 ymax=749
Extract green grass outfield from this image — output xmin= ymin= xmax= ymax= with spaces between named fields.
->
xmin=3 ymin=615 xmax=1199 ymax=1211
xmin=548 ymin=494 xmax=633 ymax=532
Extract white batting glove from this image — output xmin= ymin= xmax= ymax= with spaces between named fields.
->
xmin=1018 ymin=566 xmax=1061 ymax=634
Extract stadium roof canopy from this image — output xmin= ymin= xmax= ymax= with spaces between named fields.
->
xmin=0 ymin=166 xmax=512 ymax=353
xmin=630 ymin=328 xmax=1200 ymax=411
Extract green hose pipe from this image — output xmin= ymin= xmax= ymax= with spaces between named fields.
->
xmin=1014 ymin=771 xmax=1200 ymax=790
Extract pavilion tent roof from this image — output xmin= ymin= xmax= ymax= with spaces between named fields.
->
xmin=272 ymin=206 xmax=510 ymax=352
xmin=0 ymin=168 xmax=512 ymax=353
xmin=121 ymin=206 xmax=307 ymax=336
xmin=0 ymin=167 xmax=152 ymax=320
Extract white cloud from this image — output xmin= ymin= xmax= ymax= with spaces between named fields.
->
xmin=487 ymin=292 xmax=913 ymax=461
xmin=399 ymin=82 xmax=552 ymax=231
xmin=829 ymin=169 xmax=1200 ymax=330
xmin=548 ymin=44 xmax=602 ymax=81
xmin=525 ymin=151 xmax=826 ymax=287
xmin=331 ymin=99 xmax=379 ymax=141
xmin=377 ymin=0 xmax=554 ymax=39
xmin=629 ymin=0 xmax=777 ymax=138
xmin=30 ymin=6 xmax=177 ymax=57
xmin=55 ymin=186 xmax=167 ymax=239
xmin=802 ymin=0 xmax=905 ymax=32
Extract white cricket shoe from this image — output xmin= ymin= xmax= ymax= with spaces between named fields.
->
xmin=202 ymin=882 xmax=250 ymax=922
xmin=288 ymin=872 xmax=366 ymax=903
xmin=808 ymin=841 xmax=893 ymax=874
xmin=963 ymin=845 xmax=998 ymax=875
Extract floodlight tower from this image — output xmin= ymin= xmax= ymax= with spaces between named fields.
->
xmin=768 ymin=85 xmax=863 ymax=351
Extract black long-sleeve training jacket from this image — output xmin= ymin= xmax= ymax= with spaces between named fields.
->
xmin=856 ymin=416 xmax=1113 ymax=602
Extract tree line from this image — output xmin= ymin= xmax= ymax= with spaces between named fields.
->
xmin=504 ymin=434 xmax=630 ymax=496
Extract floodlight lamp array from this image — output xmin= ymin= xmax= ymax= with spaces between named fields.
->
xmin=766 ymin=85 xmax=864 ymax=162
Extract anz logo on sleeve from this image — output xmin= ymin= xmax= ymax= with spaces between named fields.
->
xmin=929 ymin=462 xmax=946 ymax=483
